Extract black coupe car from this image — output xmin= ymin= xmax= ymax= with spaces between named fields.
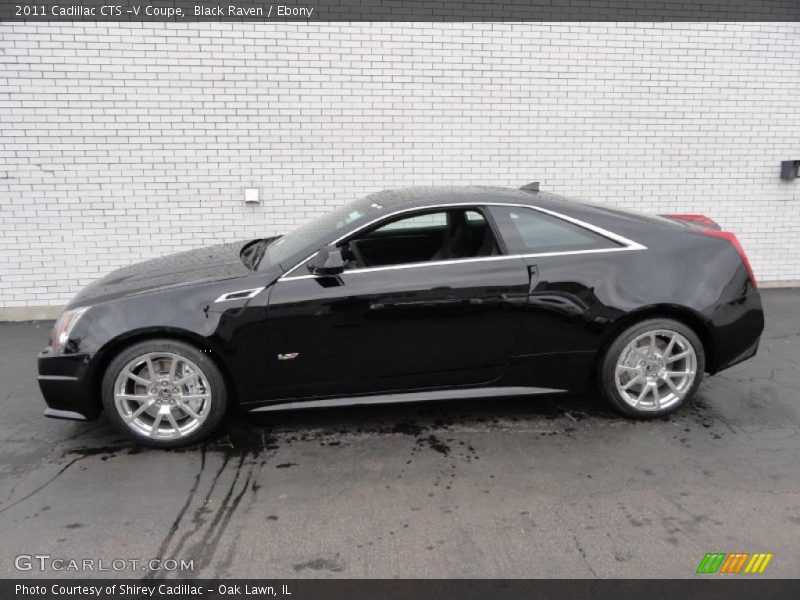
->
xmin=38 ymin=185 xmax=764 ymax=447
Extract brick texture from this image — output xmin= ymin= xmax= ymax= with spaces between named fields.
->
xmin=1 ymin=22 xmax=799 ymax=308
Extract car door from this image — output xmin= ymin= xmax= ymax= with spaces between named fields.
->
xmin=261 ymin=207 xmax=530 ymax=400
xmin=486 ymin=204 xmax=631 ymax=391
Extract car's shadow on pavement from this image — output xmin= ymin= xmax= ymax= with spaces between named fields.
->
xmin=59 ymin=391 xmax=721 ymax=459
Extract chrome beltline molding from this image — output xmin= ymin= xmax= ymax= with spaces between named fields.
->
xmin=277 ymin=202 xmax=647 ymax=283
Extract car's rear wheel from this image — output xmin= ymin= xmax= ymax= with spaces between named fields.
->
xmin=102 ymin=339 xmax=227 ymax=448
xmin=599 ymin=318 xmax=705 ymax=418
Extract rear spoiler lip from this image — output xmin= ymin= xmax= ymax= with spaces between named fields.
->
xmin=659 ymin=213 xmax=722 ymax=231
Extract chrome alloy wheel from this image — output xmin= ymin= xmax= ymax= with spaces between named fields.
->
xmin=614 ymin=329 xmax=697 ymax=411
xmin=113 ymin=352 xmax=212 ymax=440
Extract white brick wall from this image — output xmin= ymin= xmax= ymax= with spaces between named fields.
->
xmin=1 ymin=22 xmax=799 ymax=309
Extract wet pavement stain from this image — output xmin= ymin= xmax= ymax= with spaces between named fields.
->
xmin=292 ymin=554 xmax=345 ymax=573
xmin=415 ymin=434 xmax=451 ymax=456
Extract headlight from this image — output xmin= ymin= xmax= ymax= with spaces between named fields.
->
xmin=50 ymin=306 xmax=90 ymax=353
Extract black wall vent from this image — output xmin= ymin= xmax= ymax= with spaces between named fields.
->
xmin=780 ymin=161 xmax=799 ymax=181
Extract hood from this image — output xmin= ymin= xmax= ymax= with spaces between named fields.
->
xmin=68 ymin=240 xmax=257 ymax=308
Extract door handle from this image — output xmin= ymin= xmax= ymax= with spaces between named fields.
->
xmin=528 ymin=265 xmax=540 ymax=294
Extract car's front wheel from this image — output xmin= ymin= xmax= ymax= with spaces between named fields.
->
xmin=599 ymin=318 xmax=705 ymax=418
xmin=102 ymin=339 xmax=228 ymax=448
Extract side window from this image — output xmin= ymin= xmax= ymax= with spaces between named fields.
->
xmin=488 ymin=206 xmax=620 ymax=254
xmin=376 ymin=212 xmax=447 ymax=232
xmin=342 ymin=208 xmax=499 ymax=269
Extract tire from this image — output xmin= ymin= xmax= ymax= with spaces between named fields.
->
xmin=102 ymin=338 xmax=228 ymax=448
xmin=599 ymin=318 xmax=705 ymax=419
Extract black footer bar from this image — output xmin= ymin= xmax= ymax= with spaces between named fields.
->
xmin=4 ymin=579 xmax=800 ymax=600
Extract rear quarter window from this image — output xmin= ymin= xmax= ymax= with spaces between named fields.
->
xmin=488 ymin=206 xmax=621 ymax=254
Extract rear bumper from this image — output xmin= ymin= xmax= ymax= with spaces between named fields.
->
xmin=708 ymin=289 xmax=765 ymax=374
xmin=717 ymin=338 xmax=760 ymax=371
xmin=38 ymin=348 xmax=101 ymax=420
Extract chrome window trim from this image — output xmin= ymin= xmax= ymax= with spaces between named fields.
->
xmin=277 ymin=202 xmax=647 ymax=283
xmin=213 ymin=287 xmax=265 ymax=303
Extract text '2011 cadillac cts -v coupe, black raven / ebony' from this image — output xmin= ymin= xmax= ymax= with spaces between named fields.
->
xmin=38 ymin=185 xmax=764 ymax=447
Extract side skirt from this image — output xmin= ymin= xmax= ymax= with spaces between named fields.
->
xmin=247 ymin=386 xmax=566 ymax=414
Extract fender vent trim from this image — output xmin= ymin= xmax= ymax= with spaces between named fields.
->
xmin=213 ymin=287 xmax=265 ymax=303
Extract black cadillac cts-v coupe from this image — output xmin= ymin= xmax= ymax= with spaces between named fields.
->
xmin=38 ymin=185 xmax=764 ymax=447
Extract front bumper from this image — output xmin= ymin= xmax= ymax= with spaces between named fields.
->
xmin=38 ymin=347 xmax=101 ymax=420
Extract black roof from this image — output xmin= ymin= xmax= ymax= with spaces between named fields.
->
xmin=361 ymin=185 xmax=572 ymax=212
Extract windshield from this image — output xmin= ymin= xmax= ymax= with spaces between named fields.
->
xmin=264 ymin=197 xmax=382 ymax=269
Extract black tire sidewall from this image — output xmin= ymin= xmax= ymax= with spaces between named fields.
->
xmin=600 ymin=318 xmax=705 ymax=419
xmin=101 ymin=339 xmax=228 ymax=448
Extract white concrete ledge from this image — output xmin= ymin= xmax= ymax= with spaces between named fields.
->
xmin=0 ymin=306 xmax=64 ymax=322
xmin=758 ymin=280 xmax=800 ymax=289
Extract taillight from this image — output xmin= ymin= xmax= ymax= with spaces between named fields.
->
xmin=661 ymin=213 xmax=756 ymax=289
xmin=698 ymin=229 xmax=757 ymax=289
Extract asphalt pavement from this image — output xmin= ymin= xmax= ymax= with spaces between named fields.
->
xmin=1 ymin=288 xmax=799 ymax=579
